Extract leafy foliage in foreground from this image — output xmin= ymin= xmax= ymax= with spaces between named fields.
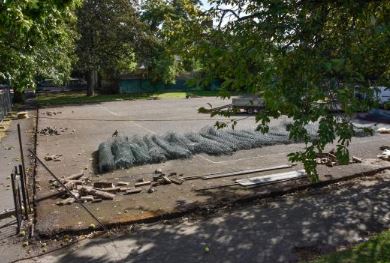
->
xmin=0 ymin=0 xmax=80 ymax=92
xmin=180 ymin=0 xmax=390 ymax=181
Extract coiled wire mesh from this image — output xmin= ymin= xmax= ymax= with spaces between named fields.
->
xmin=97 ymin=124 xmax=373 ymax=172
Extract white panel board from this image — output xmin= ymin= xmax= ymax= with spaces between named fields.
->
xmin=235 ymin=170 xmax=306 ymax=187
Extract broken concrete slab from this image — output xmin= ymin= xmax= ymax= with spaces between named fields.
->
xmin=36 ymin=158 xmax=390 ymax=235
xmin=93 ymin=182 xmax=114 ymax=189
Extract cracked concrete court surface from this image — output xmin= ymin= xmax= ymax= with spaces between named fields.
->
xmin=30 ymin=170 xmax=390 ymax=263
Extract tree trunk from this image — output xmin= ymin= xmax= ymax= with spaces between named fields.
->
xmin=87 ymin=70 xmax=98 ymax=96
xmin=13 ymin=90 xmax=24 ymax=103
xmin=97 ymin=72 xmax=102 ymax=90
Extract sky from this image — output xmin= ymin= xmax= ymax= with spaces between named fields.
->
xmin=200 ymin=0 xmax=212 ymax=10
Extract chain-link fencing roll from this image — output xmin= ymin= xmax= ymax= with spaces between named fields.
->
xmin=98 ymin=123 xmax=374 ymax=173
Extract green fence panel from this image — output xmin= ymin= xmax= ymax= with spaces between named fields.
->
xmin=119 ymin=78 xmax=221 ymax=94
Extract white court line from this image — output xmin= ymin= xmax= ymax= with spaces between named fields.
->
xmin=99 ymin=105 xmax=121 ymax=116
xmin=99 ymin=105 xmax=156 ymax=134
xmin=130 ymin=121 xmax=156 ymax=135
xmin=197 ymin=152 xmax=289 ymax=164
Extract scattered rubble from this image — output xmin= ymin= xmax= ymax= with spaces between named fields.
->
xmin=17 ymin=111 xmax=29 ymax=119
xmin=378 ymin=149 xmax=390 ymax=161
xmin=44 ymin=154 xmax=62 ymax=162
xmin=315 ymin=151 xmax=363 ymax=166
xmin=378 ymin=127 xmax=390 ymax=134
xmin=134 ymin=181 xmax=151 ymax=187
xmin=44 ymin=169 xmax=191 ymax=206
xmin=93 ymin=182 xmax=114 ymax=189
xmin=44 ymin=111 xmax=62 ymax=116
xmin=39 ymin=126 xmax=68 ymax=136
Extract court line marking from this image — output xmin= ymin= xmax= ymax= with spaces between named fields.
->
xmin=197 ymin=152 xmax=288 ymax=164
xmin=130 ymin=121 xmax=156 ymax=135
xmin=100 ymin=105 xmax=156 ymax=134
xmin=99 ymin=105 xmax=121 ymax=116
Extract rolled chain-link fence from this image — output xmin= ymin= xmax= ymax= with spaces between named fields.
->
xmin=98 ymin=123 xmax=373 ymax=173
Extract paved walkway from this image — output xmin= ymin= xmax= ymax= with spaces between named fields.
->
xmin=0 ymin=113 xmax=34 ymax=212
xmin=21 ymin=170 xmax=390 ymax=263
xmin=0 ymin=111 xmax=35 ymax=263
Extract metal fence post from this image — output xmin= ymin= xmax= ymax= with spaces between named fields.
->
xmin=18 ymin=165 xmax=29 ymax=219
xmin=17 ymin=123 xmax=27 ymax=178
xmin=10 ymin=170 xmax=21 ymax=234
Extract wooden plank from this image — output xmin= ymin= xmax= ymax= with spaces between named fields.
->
xmin=202 ymin=164 xmax=294 ymax=180
xmin=124 ymin=188 xmax=142 ymax=195
xmin=93 ymin=181 xmax=114 ymax=189
xmin=170 ymin=177 xmax=184 ymax=185
xmin=65 ymin=171 xmax=84 ymax=181
xmin=236 ymin=170 xmax=306 ymax=186
xmin=134 ymin=181 xmax=151 ymax=187
xmin=35 ymin=190 xmax=67 ymax=202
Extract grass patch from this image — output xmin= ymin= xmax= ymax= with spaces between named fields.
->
xmin=37 ymin=90 xmax=221 ymax=107
xmin=309 ymin=230 xmax=390 ymax=263
xmin=155 ymin=92 xmax=187 ymax=99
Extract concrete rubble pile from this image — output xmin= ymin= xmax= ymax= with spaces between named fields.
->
xmin=378 ymin=146 xmax=390 ymax=161
xmin=48 ymin=170 xmax=183 ymax=205
xmin=39 ymin=126 xmax=68 ymax=136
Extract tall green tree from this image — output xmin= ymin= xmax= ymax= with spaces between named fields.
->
xmin=185 ymin=0 xmax=390 ymax=180
xmin=140 ymin=0 xmax=204 ymax=84
xmin=0 ymin=0 xmax=80 ymax=99
xmin=75 ymin=0 xmax=143 ymax=96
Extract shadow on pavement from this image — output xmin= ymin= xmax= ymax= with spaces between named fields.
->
xmin=38 ymin=172 xmax=390 ymax=263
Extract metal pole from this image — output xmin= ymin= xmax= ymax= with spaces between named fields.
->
xmin=21 ymin=164 xmax=30 ymax=211
xmin=19 ymin=165 xmax=29 ymax=219
xmin=17 ymin=123 xmax=27 ymax=179
xmin=28 ymin=149 xmax=107 ymax=231
xmin=10 ymin=170 xmax=20 ymax=234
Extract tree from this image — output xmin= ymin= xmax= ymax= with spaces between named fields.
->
xmin=183 ymin=0 xmax=390 ymax=181
xmin=140 ymin=0 xmax=204 ymax=84
xmin=75 ymin=0 xmax=143 ymax=96
xmin=0 ymin=0 xmax=80 ymax=100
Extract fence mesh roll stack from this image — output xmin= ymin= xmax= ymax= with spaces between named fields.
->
xmin=97 ymin=124 xmax=373 ymax=173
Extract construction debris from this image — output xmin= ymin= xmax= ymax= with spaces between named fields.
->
xmin=44 ymin=154 xmax=62 ymax=162
xmin=80 ymin=186 xmax=115 ymax=200
xmin=134 ymin=181 xmax=151 ymax=187
xmin=17 ymin=111 xmax=29 ymax=119
xmin=80 ymin=196 xmax=94 ymax=202
xmin=56 ymin=198 xmax=75 ymax=206
xmin=161 ymin=175 xmax=172 ymax=184
xmin=124 ymin=188 xmax=142 ymax=195
xmin=236 ymin=170 xmax=306 ymax=187
xmin=116 ymin=181 xmax=129 ymax=186
xmin=66 ymin=171 xmax=84 ymax=181
xmin=147 ymin=187 xmax=156 ymax=193
xmin=378 ymin=149 xmax=390 ymax=161
xmin=39 ymin=126 xmax=68 ymax=136
xmin=93 ymin=182 xmax=114 ymax=189
xmin=203 ymin=164 xmax=294 ymax=180
xmin=352 ymin=156 xmax=363 ymax=163
xmin=378 ymin=127 xmax=390 ymax=134
xmin=44 ymin=111 xmax=62 ymax=116
xmin=170 ymin=177 xmax=184 ymax=185
xmin=315 ymin=152 xmax=337 ymax=166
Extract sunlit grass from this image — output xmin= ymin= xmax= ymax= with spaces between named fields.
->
xmin=309 ymin=231 xmax=390 ymax=263
xmin=37 ymin=90 xmax=220 ymax=107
